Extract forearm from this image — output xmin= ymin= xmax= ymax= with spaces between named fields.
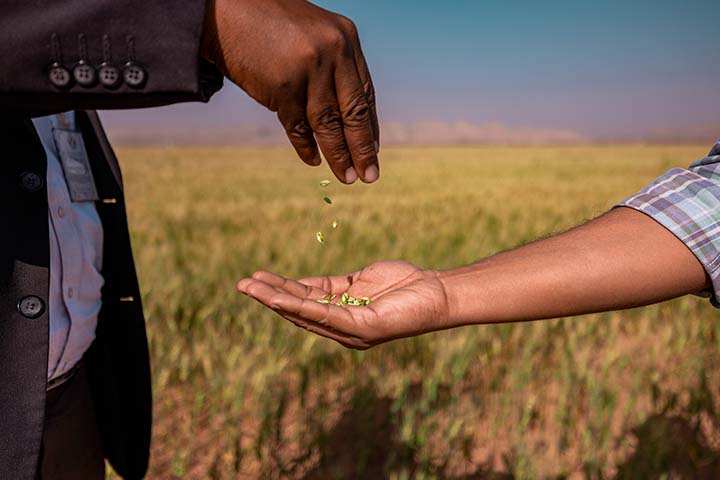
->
xmin=437 ymin=207 xmax=710 ymax=326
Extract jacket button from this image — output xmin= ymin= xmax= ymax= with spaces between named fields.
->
xmin=99 ymin=64 xmax=121 ymax=89
xmin=19 ymin=172 xmax=44 ymax=192
xmin=48 ymin=63 xmax=71 ymax=89
xmin=18 ymin=296 xmax=45 ymax=319
xmin=123 ymin=62 xmax=147 ymax=88
xmin=73 ymin=61 xmax=97 ymax=87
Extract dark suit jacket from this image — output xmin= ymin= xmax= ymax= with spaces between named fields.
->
xmin=0 ymin=2 xmax=223 ymax=479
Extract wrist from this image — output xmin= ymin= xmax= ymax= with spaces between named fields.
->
xmin=433 ymin=267 xmax=489 ymax=328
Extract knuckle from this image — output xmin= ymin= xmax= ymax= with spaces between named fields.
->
xmin=328 ymin=150 xmax=352 ymax=167
xmin=285 ymin=119 xmax=313 ymax=141
xmin=354 ymin=141 xmax=377 ymax=161
xmin=311 ymin=106 xmax=343 ymax=132
xmin=298 ymin=42 xmax=324 ymax=68
xmin=336 ymin=15 xmax=358 ymax=36
xmin=321 ymin=25 xmax=350 ymax=54
xmin=343 ymin=96 xmax=371 ymax=126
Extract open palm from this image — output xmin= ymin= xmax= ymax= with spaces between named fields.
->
xmin=237 ymin=261 xmax=450 ymax=349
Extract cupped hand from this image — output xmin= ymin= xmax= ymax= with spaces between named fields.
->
xmin=237 ymin=261 xmax=450 ymax=349
xmin=201 ymin=0 xmax=380 ymax=184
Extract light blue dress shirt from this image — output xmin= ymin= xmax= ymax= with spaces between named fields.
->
xmin=32 ymin=112 xmax=105 ymax=381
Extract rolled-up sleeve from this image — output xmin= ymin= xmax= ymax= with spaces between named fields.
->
xmin=616 ymin=140 xmax=720 ymax=306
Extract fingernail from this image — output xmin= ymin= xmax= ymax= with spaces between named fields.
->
xmin=311 ymin=152 xmax=322 ymax=166
xmin=345 ymin=167 xmax=358 ymax=184
xmin=364 ymin=164 xmax=379 ymax=183
xmin=374 ymin=140 xmax=380 ymax=154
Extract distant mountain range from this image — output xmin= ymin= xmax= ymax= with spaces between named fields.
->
xmin=105 ymin=121 xmax=720 ymax=147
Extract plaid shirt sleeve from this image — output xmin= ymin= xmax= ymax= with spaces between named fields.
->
xmin=616 ymin=140 xmax=720 ymax=307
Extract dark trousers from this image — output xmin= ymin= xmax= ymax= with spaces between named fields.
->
xmin=38 ymin=365 xmax=105 ymax=480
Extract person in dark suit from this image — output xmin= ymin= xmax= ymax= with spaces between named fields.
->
xmin=1 ymin=0 xmax=380 ymax=478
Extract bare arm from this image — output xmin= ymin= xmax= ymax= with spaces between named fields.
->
xmin=238 ymin=207 xmax=710 ymax=349
xmin=439 ymin=207 xmax=709 ymax=327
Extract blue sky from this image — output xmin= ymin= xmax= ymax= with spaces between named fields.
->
xmin=103 ymin=0 xmax=720 ymax=138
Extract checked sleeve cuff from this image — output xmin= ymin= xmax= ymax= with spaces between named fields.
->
xmin=616 ymin=140 xmax=720 ymax=307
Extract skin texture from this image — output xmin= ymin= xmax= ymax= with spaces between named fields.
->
xmin=237 ymin=207 xmax=711 ymax=350
xmin=201 ymin=0 xmax=380 ymax=184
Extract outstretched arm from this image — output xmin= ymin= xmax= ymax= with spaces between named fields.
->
xmin=238 ymin=207 xmax=710 ymax=349
xmin=439 ymin=207 xmax=708 ymax=326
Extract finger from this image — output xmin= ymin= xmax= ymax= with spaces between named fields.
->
xmin=243 ymin=279 xmax=367 ymax=337
xmin=277 ymin=103 xmax=321 ymax=166
xmin=298 ymin=273 xmax=355 ymax=294
xmin=334 ymin=59 xmax=379 ymax=183
xmin=336 ymin=16 xmax=380 ymax=152
xmin=357 ymin=57 xmax=379 ymax=154
xmin=347 ymin=30 xmax=379 ymax=152
xmin=269 ymin=294 xmax=368 ymax=337
xmin=240 ymin=279 xmax=353 ymax=343
xmin=237 ymin=278 xmax=254 ymax=293
xmin=251 ymin=271 xmax=327 ymax=299
xmin=240 ymin=278 xmax=286 ymax=303
xmin=276 ymin=310 xmax=369 ymax=350
xmin=306 ymin=72 xmax=357 ymax=184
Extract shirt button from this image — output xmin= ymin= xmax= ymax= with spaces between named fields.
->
xmin=123 ymin=63 xmax=147 ymax=88
xmin=17 ymin=296 xmax=45 ymax=319
xmin=19 ymin=172 xmax=44 ymax=192
xmin=48 ymin=63 xmax=71 ymax=89
xmin=57 ymin=206 xmax=65 ymax=218
xmin=67 ymin=287 xmax=74 ymax=299
xmin=72 ymin=61 xmax=97 ymax=87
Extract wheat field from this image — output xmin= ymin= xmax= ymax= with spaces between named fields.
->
xmin=108 ymin=144 xmax=720 ymax=479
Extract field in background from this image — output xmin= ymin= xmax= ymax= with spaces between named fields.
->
xmin=110 ymin=145 xmax=720 ymax=479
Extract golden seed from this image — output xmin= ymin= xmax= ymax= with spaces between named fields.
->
xmin=319 ymin=180 xmax=331 ymax=187
xmin=322 ymin=290 xmax=372 ymax=307
xmin=316 ymin=232 xmax=325 ymax=244
xmin=332 ymin=220 xmax=338 ymax=229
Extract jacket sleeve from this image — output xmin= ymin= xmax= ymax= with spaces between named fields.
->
xmin=0 ymin=0 xmax=223 ymax=114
